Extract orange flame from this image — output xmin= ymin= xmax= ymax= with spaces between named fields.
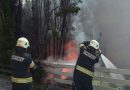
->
xmin=63 ymin=40 xmax=78 ymax=61
xmin=61 ymin=40 xmax=78 ymax=79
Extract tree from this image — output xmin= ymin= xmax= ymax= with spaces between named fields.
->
xmin=14 ymin=0 xmax=82 ymax=60
xmin=0 ymin=0 xmax=16 ymax=64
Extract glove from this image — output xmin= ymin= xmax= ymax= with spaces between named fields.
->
xmin=96 ymin=49 xmax=101 ymax=58
xmin=83 ymin=41 xmax=90 ymax=46
xmin=31 ymin=63 xmax=44 ymax=83
xmin=79 ymin=41 xmax=90 ymax=47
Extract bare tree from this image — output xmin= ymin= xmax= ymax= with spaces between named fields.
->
xmin=20 ymin=0 xmax=81 ymax=60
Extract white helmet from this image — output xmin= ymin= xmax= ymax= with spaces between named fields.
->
xmin=89 ymin=40 xmax=99 ymax=49
xmin=16 ymin=37 xmax=30 ymax=48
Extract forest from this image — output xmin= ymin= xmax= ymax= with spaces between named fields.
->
xmin=0 ymin=0 xmax=82 ymax=64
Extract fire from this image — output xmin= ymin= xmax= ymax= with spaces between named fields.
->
xmin=61 ymin=40 xmax=78 ymax=79
xmin=63 ymin=40 xmax=78 ymax=61
xmin=45 ymin=40 xmax=79 ymax=81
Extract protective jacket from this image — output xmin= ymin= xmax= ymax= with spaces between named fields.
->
xmin=72 ymin=41 xmax=101 ymax=90
xmin=75 ymin=41 xmax=100 ymax=73
xmin=11 ymin=47 xmax=35 ymax=84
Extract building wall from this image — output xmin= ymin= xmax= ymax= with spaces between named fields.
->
xmin=95 ymin=0 xmax=130 ymax=68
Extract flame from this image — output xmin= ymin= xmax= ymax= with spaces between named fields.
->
xmin=45 ymin=40 xmax=79 ymax=81
xmin=44 ymin=74 xmax=54 ymax=84
xmin=61 ymin=68 xmax=73 ymax=80
xmin=61 ymin=40 xmax=78 ymax=79
xmin=63 ymin=40 xmax=78 ymax=61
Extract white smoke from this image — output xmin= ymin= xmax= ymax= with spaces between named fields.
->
xmin=71 ymin=0 xmax=98 ymax=44
xmin=72 ymin=0 xmax=125 ymax=83
xmin=21 ymin=0 xmax=33 ymax=32
xmin=22 ymin=0 xmax=32 ymax=7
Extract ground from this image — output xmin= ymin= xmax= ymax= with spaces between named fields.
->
xmin=0 ymin=77 xmax=11 ymax=90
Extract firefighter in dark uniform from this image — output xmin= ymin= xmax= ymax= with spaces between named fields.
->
xmin=11 ymin=37 xmax=36 ymax=90
xmin=72 ymin=40 xmax=101 ymax=90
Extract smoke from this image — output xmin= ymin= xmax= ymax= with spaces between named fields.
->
xmin=21 ymin=0 xmax=33 ymax=33
xmin=72 ymin=0 xmax=125 ymax=81
xmin=71 ymin=0 xmax=99 ymax=44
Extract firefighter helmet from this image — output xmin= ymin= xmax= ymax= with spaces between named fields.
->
xmin=16 ymin=37 xmax=30 ymax=48
xmin=89 ymin=40 xmax=99 ymax=49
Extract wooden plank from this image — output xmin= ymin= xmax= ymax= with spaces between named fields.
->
xmin=95 ymin=67 xmax=130 ymax=75
xmin=47 ymin=78 xmax=119 ymax=90
xmin=93 ymin=86 xmax=119 ymax=90
xmin=94 ymin=77 xmax=130 ymax=86
xmin=53 ymin=78 xmax=72 ymax=85
xmin=0 ymin=69 xmax=11 ymax=73
xmin=44 ymin=62 xmax=74 ymax=68
xmin=44 ymin=61 xmax=75 ymax=68
xmin=44 ymin=61 xmax=130 ymax=75
xmin=0 ymin=68 xmax=11 ymax=76
xmin=44 ymin=61 xmax=130 ymax=88
xmin=45 ymin=70 xmax=130 ymax=86
xmin=45 ymin=69 xmax=73 ymax=77
xmin=0 ymin=64 xmax=11 ymax=68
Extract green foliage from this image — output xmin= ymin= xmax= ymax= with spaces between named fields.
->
xmin=48 ymin=26 xmax=61 ymax=38
xmin=56 ymin=6 xmax=80 ymax=17
xmin=0 ymin=0 xmax=16 ymax=65
xmin=52 ymin=30 xmax=61 ymax=38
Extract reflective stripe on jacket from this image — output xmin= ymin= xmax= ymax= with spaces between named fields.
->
xmin=11 ymin=76 xmax=32 ymax=83
xmin=76 ymin=65 xmax=94 ymax=77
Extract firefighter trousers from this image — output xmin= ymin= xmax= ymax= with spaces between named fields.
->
xmin=72 ymin=72 xmax=93 ymax=90
xmin=12 ymin=82 xmax=33 ymax=90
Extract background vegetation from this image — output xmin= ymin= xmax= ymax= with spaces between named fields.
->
xmin=0 ymin=0 xmax=82 ymax=65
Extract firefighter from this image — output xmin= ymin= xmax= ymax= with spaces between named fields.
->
xmin=72 ymin=40 xmax=101 ymax=90
xmin=11 ymin=37 xmax=36 ymax=90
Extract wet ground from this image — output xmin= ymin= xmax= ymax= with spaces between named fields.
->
xmin=0 ymin=77 xmax=70 ymax=90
